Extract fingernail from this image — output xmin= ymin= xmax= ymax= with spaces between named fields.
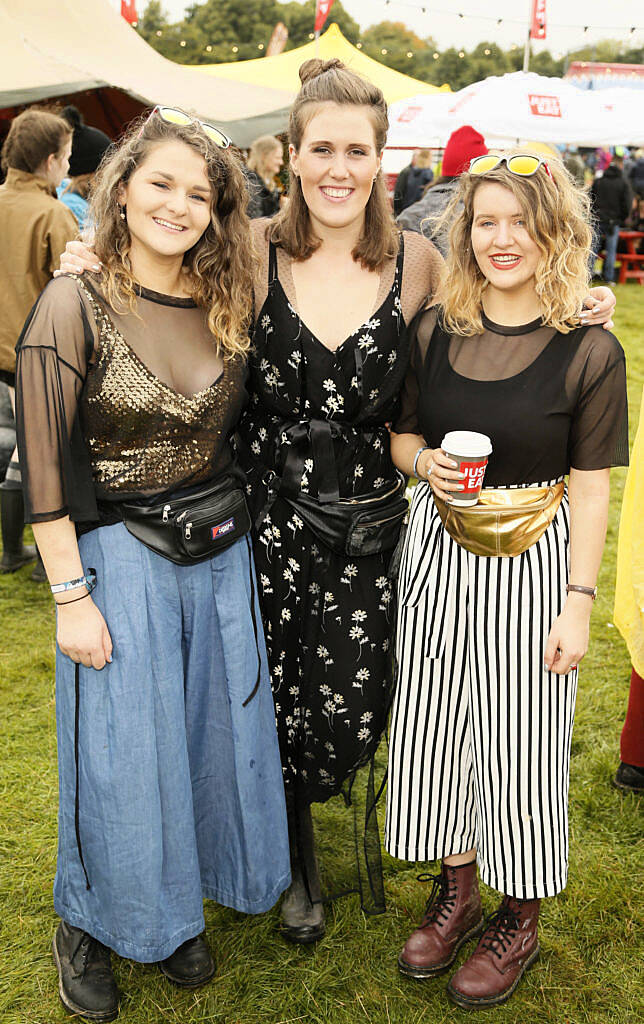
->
xmin=460 ymin=472 xmax=467 ymax=479
xmin=450 ymin=460 xmax=458 ymax=468
xmin=592 ymin=306 xmax=600 ymax=314
xmin=92 ymin=264 xmax=101 ymax=271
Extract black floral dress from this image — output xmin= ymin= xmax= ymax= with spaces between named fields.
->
xmin=237 ymin=238 xmax=414 ymax=819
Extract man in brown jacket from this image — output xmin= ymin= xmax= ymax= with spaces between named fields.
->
xmin=0 ymin=109 xmax=77 ymax=576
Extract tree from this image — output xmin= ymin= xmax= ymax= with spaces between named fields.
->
xmin=280 ymin=0 xmax=360 ymax=48
xmin=136 ymin=1 xmax=180 ymax=60
xmin=530 ymin=50 xmax=564 ymax=77
xmin=432 ymin=48 xmax=473 ymax=91
xmin=181 ymin=0 xmax=281 ymax=63
xmin=361 ymin=21 xmax=430 ymax=77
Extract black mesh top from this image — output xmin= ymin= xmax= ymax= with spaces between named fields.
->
xmin=15 ymin=274 xmax=247 ymax=524
xmin=395 ymin=307 xmax=629 ymax=485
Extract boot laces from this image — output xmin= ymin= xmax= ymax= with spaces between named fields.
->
xmin=70 ymin=931 xmax=110 ymax=981
xmin=416 ymin=871 xmax=457 ymax=928
xmin=480 ymin=905 xmax=521 ymax=959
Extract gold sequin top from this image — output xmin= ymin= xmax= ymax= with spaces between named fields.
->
xmin=15 ymin=274 xmax=247 ymax=524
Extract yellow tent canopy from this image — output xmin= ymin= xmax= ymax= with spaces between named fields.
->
xmin=197 ymin=24 xmax=450 ymax=105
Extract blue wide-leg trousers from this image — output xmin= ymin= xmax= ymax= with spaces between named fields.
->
xmin=54 ymin=525 xmax=290 ymax=962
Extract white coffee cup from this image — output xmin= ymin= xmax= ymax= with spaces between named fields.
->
xmin=441 ymin=431 xmax=493 ymax=507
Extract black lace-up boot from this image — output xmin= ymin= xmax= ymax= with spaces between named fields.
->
xmin=447 ymin=895 xmax=540 ymax=1008
xmin=398 ymin=859 xmax=483 ymax=978
xmin=52 ymin=920 xmax=119 ymax=1022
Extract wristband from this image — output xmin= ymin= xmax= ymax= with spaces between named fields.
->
xmin=566 ymin=584 xmax=597 ymax=601
xmin=51 ymin=568 xmax=97 ymax=595
xmin=413 ymin=446 xmax=431 ymax=478
xmin=55 ymin=589 xmax=92 ymax=607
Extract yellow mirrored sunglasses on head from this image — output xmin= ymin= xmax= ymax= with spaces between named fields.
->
xmin=469 ymin=153 xmax=553 ymax=181
xmin=141 ymin=105 xmax=232 ymax=149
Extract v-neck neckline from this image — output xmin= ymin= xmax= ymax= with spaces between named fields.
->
xmin=79 ymin=278 xmax=225 ymax=402
xmin=274 ymin=276 xmax=393 ymax=356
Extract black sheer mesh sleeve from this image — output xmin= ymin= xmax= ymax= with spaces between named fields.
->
xmin=393 ymin=306 xmax=438 ymax=435
xmin=568 ymin=326 xmax=629 ymax=471
xmin=15 ymin=275 xmax=98 ymax=523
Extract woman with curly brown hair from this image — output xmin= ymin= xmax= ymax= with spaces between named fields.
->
xmin=386 ymin=153 xmax=628 ymax=1008
xmin=15 ymin=109 xmax=290 ymax=1022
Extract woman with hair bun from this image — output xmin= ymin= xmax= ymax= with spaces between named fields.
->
xmin=238 ymin=56 xmax=444 ymax=941
xmin=16 ymin=110 xmax=290 ymax=1022
xmin=387 ymin=153 xmax=627 ymax=1007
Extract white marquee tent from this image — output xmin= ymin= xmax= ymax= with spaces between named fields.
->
xmin=387 ymin=72 xmax=644 ymax=149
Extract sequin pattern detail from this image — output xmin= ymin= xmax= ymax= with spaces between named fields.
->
xmin=78 ymin=282 xmax=246 ymax=495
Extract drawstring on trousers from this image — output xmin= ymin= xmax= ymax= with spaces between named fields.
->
xmin=242 ymin=534 xmax=262 ymax=707
xmin=74 ymin=663 xmax=91 ymax=890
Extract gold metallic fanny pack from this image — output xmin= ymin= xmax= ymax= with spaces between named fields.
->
xmin=433 ymin=481 xmax=565 ymax=557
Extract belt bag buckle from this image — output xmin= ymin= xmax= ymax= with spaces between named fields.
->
xmin=433 ymin=482 xmax=565 ymax=557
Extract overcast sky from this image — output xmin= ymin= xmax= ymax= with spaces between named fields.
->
xmin=150 ymin=1 xmax=642 ymax=58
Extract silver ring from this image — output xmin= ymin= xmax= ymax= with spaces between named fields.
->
xmin=427 ymin=461 xmax=434 ymax=478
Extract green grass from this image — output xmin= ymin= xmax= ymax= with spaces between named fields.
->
xmin=1 ymin=287 xmax=643 ymax=1024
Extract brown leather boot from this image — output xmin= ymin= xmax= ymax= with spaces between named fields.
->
xmin=447 ymin=895 xmax=540 ymax=1008
xmin=398 ymin=860 xmax=484 ymax=979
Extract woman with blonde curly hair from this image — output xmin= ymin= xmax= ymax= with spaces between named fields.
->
xmin=246 ymin=133 xmax=283 ymax=218
xmin=15 ymin=109 xmax=290 ymax=1022
xmin=386 ymin=153 xmax=628 ymax=1008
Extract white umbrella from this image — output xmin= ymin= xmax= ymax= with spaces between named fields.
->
xmin=387 ymin=72 xmax=644 ymax=148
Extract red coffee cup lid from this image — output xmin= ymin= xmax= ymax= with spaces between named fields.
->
xmin=441 ymin=430 xmax=493 ymax=458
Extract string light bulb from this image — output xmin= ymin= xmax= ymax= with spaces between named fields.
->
xmin=433 ymin=51 xmax=439 ymax=59
xmin=232 ymin=45 xmax=238 ymax=52
xmin=258 ymin=43 xmax=264 ymax=50
xmin=381 ymin=48 xmax=388 ymax=55
xmin=406 ymin=51 xmax=413 ymax=58
xmin=179 ymin=40 xmax=186 ymax=47
xmin=458 ymin=50 xmax=465 ymax=58
xmin=156 ymin=30 xmax=162 ymax=37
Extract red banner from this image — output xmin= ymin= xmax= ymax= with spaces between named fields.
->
xmin=315 ymin=0 xmax=335 ymax=33
xmin=121 ymin=1 xmax=138 ymax=25
xmin=530 ymin=0 xmax=546 ymax=40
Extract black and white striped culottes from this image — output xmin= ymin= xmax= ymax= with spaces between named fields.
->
xmin=385 ymin=481 xmax=577 ymax=899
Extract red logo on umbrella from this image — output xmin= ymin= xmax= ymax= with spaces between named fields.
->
xmin=528 ymin=94 xmax=561 ymax=118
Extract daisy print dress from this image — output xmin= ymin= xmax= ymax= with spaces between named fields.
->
xmin=237 ymin=236 xmax=417 ymax=815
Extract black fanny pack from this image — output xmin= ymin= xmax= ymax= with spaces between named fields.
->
xmin=284 ymin=473 xmax=408 ymax=557
xmin=119 ymin=476 xmax=251 ymax=565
